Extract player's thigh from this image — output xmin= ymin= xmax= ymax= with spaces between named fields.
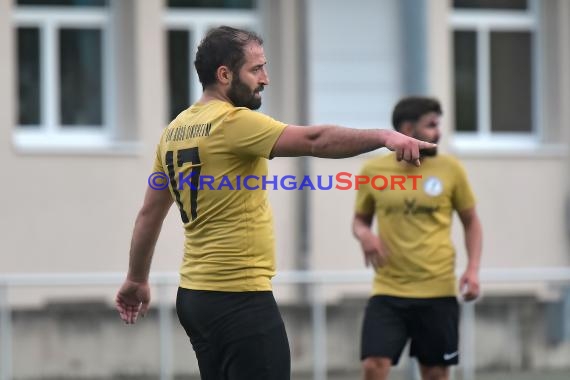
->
xmin=176 ymin=288 xmax=225 ymax=379
xmin=410 ymin=297 xmax=459 ymax=366
xmin=176 ymin=289 xmax=290 ymax=379
xmin=224 ymin=321 xmax=290 ymax=380
xmin=361 ymin=295 xmax=409 ymax=365
xmin=190 ymin=341 xmax=224 ymax=380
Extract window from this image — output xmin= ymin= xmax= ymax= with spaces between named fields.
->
xmin=451 ymin=0 xmax=538 ymax=147
xmin=453 ymin=0 xmax=528 ymax=11
xmin=168 ymin=0 xmax=254 ymax=9
xmin=167 ymin=29 xmax=191 ymax=121
xmin=14 ymin=0 xmax=111 ymax=147
xmin=164 ymin=0 xmax=257 ymax=121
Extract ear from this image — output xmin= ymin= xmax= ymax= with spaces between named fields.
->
xmin=399 ymin=121 xmax=415 ymax=137
xmin=216 ymin=66 xmax=232 ymax=85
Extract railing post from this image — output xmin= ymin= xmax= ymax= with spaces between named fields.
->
xmin=0 ymin=284 xmax=12 ymax=380
xmin=311 ymin=283 xmax=327 ymax=380
xmin=461 ymin=302 xmax=476 ymax=380
xmin=158 ymin=283 xmax=173 ymax=380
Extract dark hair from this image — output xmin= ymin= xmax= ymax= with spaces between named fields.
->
xmin=194 ymin=26 xmax=263 ymax=90
xmin=392 ymin=96 xmax=442 ymax=131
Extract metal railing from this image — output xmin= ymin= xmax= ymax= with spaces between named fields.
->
xmin=1 ymin=267 xmax=570 ymax=380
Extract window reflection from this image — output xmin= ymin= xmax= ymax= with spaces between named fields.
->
xmin=490 ymin=32 xmax=532 ymax=132
xmin=454 ymin=31 xmax=478 ymax=133
xmin=168 ymin=30 xmax=191 ymax=121
xmin=17 ymin=27 xmax=41 ymax=126
xmin=453 ymin=0 xmax=527 ymax=10
xmin=59 ymin=29 xmax=103 ymax=126
xmin=167 ymin=0 xmax=254 ymax=9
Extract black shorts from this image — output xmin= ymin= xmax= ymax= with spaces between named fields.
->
xmin=176 ymin=288 xmax=291 ymax=380
xmin=361 ymin=295 xmax=459 ymax=366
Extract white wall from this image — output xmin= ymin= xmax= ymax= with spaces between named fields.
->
xmin=306 ymin=0 xmax=404 ymax=129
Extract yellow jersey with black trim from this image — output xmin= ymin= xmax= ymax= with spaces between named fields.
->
xmin=354 ymin=153 xmax=476 ymax=298
xmin=152 ymin=100 xmax=287 ymax=292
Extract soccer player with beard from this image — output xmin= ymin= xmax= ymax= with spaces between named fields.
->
xmin=353 ymin=97 xmax=483 ymax=380
xmin=115 ymin=27 xmax=436 ymax=380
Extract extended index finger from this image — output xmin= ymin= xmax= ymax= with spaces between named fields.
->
xmin=418 ymin=140 xmax=437 ymax=149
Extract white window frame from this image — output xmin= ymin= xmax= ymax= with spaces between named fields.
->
xmin=164 ymin=9 xmax=258 ymax=111
xmin=450 ymin=0 xmax=541 ymax=150
xmin=13 ymin=5 xmax=114 ymax=150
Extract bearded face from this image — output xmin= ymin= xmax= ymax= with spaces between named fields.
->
xmin=417 ymin=134 xmax=439 ymax=157
xmin=227 ymin=73 xmax=264 ymax=110
xmin=412 ymin=112 xmax=441 ymax=157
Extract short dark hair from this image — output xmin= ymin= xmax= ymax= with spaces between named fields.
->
xmin=194 ymin=25 xmax=263 ymax=90
xmin=392 ymin=96 xmax=442 ymax=131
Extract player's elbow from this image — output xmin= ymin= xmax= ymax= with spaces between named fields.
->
xmin=138 ymin=200 xmax=171 ymax=225
xmin=459 ymin=207 xmax=479 ymax=228
xmin=351 ymin=221 xmax=360 ymax=239
xmin=308 ymin=126 xmax=347 ymax=158
xmin=305 ymin=126 xmax=327 ymax=156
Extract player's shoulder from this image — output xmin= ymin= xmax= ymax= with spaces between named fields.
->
xmin=167 ymin=100 xmax=234 ymax=130
xmin=433 ymin=153 xmax=461 ymax=165
xmin=224 ymin=107 xmax=285 ymax=135
xmin=225 ymin=105 xmax=275 ymax=122
xmin=166 ymin=105 xmax=194 ymax=130
xmin=433 ymin=153 xmax=468 ymax=174
xmin=224 ymin=106 xmax=257 ymax=121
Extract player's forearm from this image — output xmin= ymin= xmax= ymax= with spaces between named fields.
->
xmin=464 ymin=216 xmax=483 ymax=272
xmin=309 ymin=126 xmax=392 ymax=158
xmin=126 ymin=211 xmax=164 ymax=283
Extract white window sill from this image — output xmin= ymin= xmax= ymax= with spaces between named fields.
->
xmin=450 ymin=135 xmax=569 ymax=159
xmin=13 ymin=130 xmax=143 ymax=156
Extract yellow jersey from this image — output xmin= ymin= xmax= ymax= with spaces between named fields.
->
xmin=153 ymin=100 xmax=287 ymax=291
xmin=354 ymin=153 xmax=476 ymax=298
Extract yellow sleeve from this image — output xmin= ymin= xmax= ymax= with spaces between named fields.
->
xmin=452 ymin=161 xmax=476 ymax=211
xmin=354 ymin=166 xmax=375 ymax=215
xmin=223 ymin=108 xmax=287 ymax=158
xmin=152 ymin=144 xmax=164 ymax=173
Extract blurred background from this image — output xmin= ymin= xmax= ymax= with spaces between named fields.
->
xmin=0 ymin=0 xmax=569 ymax=379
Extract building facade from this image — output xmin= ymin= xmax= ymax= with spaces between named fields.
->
xmin=0 ymin=0 xmax=569 ymax=304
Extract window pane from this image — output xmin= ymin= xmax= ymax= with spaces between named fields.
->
xmin=59 ymin=29 xmax=103 ymax=126
xmin=168 ymin=30 xmax=191 ymax=121
xmin=453 ymin=31 xmax=477 ymax=132
xmin=17 ymin=27 xmax=41 ymax=126
xmin=490 ymin=32 xmax=532 ymax=132
xmin=453 ymin=0 xmax=527 ymax=10
xmin=17 ymin=0 xmax=107 ymax=6
xmin=167 ymin=0 xmax=255 ymax=9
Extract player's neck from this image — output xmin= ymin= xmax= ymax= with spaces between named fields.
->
xmin=199 ymin=87 xmax=234 ymax=106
